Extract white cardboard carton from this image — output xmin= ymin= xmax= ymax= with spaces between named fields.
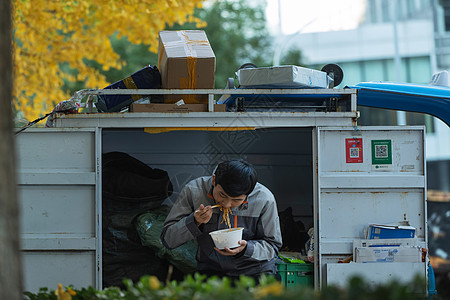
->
xmin=355 ymin=246 xmax=421 ymax=263
xmin=236 ymin=65 xmax=332 ymax=88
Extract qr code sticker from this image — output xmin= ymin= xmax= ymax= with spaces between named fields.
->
xmin=375 ymin=145 xmax=388 ymax=158
xmin=349 ymin=147 xmax=359 ymax=158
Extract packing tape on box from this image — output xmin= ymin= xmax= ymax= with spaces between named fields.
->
xmin=158 ymin=31 xmax=209 ymax=65
xmin=122 ymin=76 xmax=142 ymax=101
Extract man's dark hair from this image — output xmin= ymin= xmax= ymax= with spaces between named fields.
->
xmin=214 ymin=160 xmax=257 ymax=197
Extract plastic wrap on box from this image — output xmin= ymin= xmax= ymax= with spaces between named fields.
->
xmin=236 ymin=65 xmax=332 ymax=88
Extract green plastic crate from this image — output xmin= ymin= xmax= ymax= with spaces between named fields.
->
xmin=276 ymin=262 xmax=314 ymax=289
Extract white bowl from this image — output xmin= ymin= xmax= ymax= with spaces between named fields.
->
xmin=209 ymin=227 xmax=244 ymax=250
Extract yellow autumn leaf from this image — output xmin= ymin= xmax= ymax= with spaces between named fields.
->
xmin=54 ymin=283 xmax=76 ymax=300
xmin=149 ymin=276 xmax=160 ymax=290
xmin=12 ymin=0 xmax=206 ymax=121
xmin=253 ymin=282 xmax=284 ymax=299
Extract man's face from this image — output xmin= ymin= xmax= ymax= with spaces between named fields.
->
xmin=212 ymin=175 xmax=247 ymax=209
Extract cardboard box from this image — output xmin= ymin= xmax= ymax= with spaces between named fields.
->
xmin=355 ymin=246 xmax=421 ymax=263
xmin=368 ymin=224 xmax=416 ymax=239
xmin=130 ymin=103 xmax=225 ymax=113
xmin=353 ymin=238 xmax=418 ymax=249
xmin=352 ymin=238 xmax=420 ymax=260
xmin=236 ymin=65 xmax=332 ymax=88
xmin=158 ymin=30 xmax=216 ymax=104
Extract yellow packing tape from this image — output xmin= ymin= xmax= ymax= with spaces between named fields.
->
xmin=158 ymin=43 xmax=165 ymax=70
xmin=123 ymin=76 xmax=142 ymax=101
xmin=182 ymin=56 xmax=197 ymax=102
xmin=187 ymin=56 xmax=197 ymax=89
xmin=144 ymin=127 xmax=255 ymax=134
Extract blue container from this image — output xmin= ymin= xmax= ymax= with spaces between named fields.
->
xmin=368 ymin=225 xmax=415 ymax=239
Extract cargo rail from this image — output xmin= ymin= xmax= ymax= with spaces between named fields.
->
xmin=79 ymin=88 xmax=357 ymax=112
xmin=53 ymin=88 xmax=358 ymax=128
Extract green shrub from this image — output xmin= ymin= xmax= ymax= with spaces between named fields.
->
xmin=24 ymin=273 xmax=432 ymax=300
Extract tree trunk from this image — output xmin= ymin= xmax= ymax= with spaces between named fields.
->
xmin=0 ymin=0 xmax=23 ymax=299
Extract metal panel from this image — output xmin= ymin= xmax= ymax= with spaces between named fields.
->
xmin=326 ymin=262 xmax=426 ymax=288
xmin=16 ymin=128 xmax=99 ymax=293
xmin=22 ymin=252 xmax=95 ymax=293
xmin=315 ymin=126 xmax=427 ymax=288
xmin=55 ymin=111 xmax=357 ymax=128
xmin=19 ymin=186 xmax=95 ymax=235
xmin=318 ymin=128 xmax=424 ymax=174
xmin=16 ymin=129 xmax=95 ymax=171
xmin=21 ymin=236 xmax=96 ymax=250
xmin=18 ymin=172 xmax=96 ymax=185
xmin=320 ymin=189 xmax=425 ymax=240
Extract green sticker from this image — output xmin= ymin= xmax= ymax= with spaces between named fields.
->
xmin=371 ymin=140 xmax=392 ymax=165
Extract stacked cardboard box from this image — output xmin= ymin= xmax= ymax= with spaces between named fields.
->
xmin=158 ymin=30 xmax=216 ymax=104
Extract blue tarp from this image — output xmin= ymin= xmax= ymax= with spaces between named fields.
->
xmin=348 ymin=82 xmax=450 ymax=126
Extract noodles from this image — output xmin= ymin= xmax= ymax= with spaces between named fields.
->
xmin=220 ymin=207 xmax=232 ymax=230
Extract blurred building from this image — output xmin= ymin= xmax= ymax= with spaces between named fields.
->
xmin=284 ymin=0 xmax=449 ymax=188
xmin=281 ymin=0 xmax=450 ymax=294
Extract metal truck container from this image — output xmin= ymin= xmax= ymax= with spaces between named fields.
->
xmin=15 ymin=88 xmax=428 ymax=292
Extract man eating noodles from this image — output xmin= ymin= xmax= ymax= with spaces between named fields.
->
xmin=161 ymin=159 xmax=282 ymax=281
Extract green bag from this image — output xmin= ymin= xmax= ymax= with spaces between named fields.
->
xmin=135 ymin=205 xmax=198 ymax=274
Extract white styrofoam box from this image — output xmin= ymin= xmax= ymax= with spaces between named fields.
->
xmin=355 ymin=246 xmax=422 ymax=263
xmin=352 ymin=238 xmax=419 ymax=259
xmin=353 ymin=238 xmax=418 ymax=248
xmin=236 ymin=65 xmax=332 ymax=88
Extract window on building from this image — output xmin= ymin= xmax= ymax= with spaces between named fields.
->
xmin=381 ymin=0 xmax=391 ymax=22
xmin=405 ymin=0 xmax=415 ymax=18
xmin=443 ymin=0 xmax=450 ymax=31
xmin=368 ymin=0 xmax=379 ymax=23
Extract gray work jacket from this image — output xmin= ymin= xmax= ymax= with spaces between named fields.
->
xmin=160 ymin=176 xmax=282 ymax=276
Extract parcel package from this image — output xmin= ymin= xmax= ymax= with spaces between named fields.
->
xmin=236 ymin=65 xmax=332 ymax=89
xmin=355 ymin=246 xmax=422 ymax=263
xmin=96 ymin=65 xmax=162 ymax=112
xmin=158 ymin=30 xmax=216 ymax=103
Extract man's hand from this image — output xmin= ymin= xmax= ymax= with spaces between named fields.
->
xmin=194 ymin=204 xmax=213 ymax=226
xmin=214 ymin=240 xmax=247 ymax=256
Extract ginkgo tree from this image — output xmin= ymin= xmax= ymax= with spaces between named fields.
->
xmin=12 ymin=0 xmax=206 ymax=121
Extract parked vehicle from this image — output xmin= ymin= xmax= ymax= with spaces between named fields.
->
xmin=16 ymin=87 xmax=430 ymax=294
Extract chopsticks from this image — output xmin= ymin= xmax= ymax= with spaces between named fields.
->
xmin=195 ymin=204 xmax=221 ymax=213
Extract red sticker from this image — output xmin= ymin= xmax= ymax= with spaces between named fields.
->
xmin=345 ymin=138 xmax=363 ymax=163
